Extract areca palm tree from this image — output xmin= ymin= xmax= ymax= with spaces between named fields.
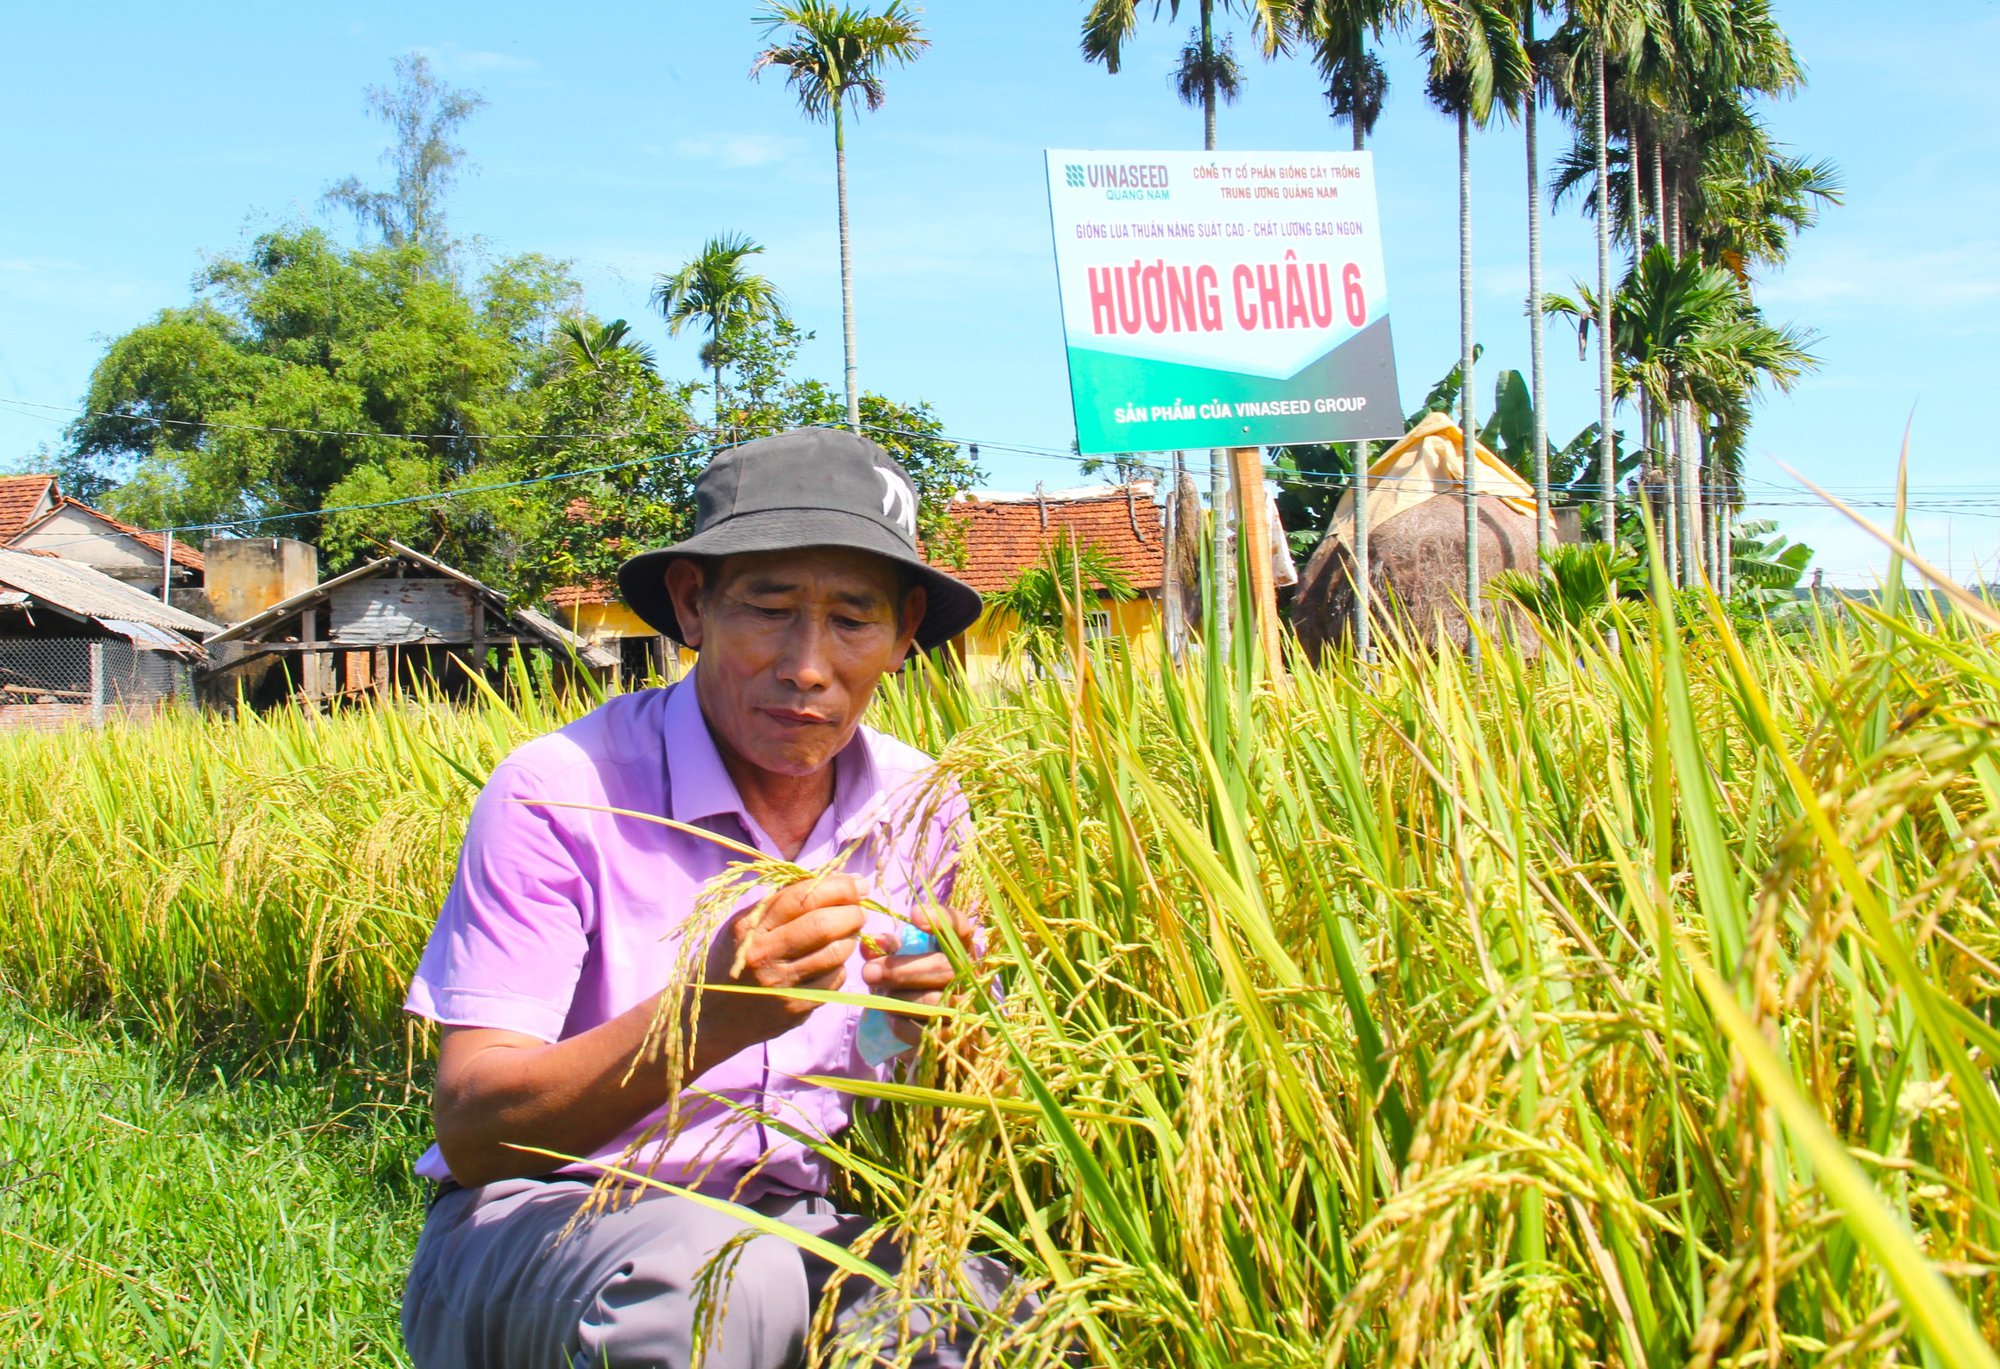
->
xmin=1547 ymin=0 xmax=1657 ymax=560
xmin=1303 ymin=0 xmax=1394 ymax=658
xmin=649 ymin=233 xmax=784 ymax=434
xmin=752 ymin=1 xmax=928 ymax=434
xmin=1520 ymin=0 xmax=1554 ymax=555
xmin=1548 ymin=244 xmax=1818 ymax=585
xmin=1423 ymin=0 xmax=1531 ymax=667
xmin=556 ymin=317 xmax=658 ymax=375
xmin=1082 ymin=0 xmax=1296 ymax=149
xmin=1082 ymin=0 xmax=1296 ymax=661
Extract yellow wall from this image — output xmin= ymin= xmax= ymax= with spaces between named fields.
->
xmin=552 ymin=601 xmax=696 ymax=674
xmin=954 ymin=592 xmax=1163 ymax=680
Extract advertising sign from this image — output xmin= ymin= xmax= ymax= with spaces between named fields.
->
xmin=1046 ymin=149 xmax=1402 ymax=454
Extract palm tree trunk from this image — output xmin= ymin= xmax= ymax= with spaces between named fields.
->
xmin=1351 ymin=36 xmax=1372 ymax=662
xmin=1594 ymin=42 xmax=1616 ymax=554
xmin=1524 ymin=6 xmax=1550 ymax=557
xmin=1656 ymin=398 xmax=1672 ymax=584
xmin=1201 ymin=0 xmax=1231 ymax=662
xmin=1459 ymin=105 xmax=1480 ymax=671
xmin=1708 ymin=428 xmax=1726 ymax=595
xmin=715 ymin=360 xmax=726 ymax=441
xmin=1651 ymin=141 xmax=1668 ymax=251
xmin=1200 ymin=0 xmax=1218 ymax=151
xmin=1628 ymin=134 xmax=1644 ymax=267
xmin=835 ymin=102 xmax=860 ymax=434
xmin=1685 ymin=405 xmax=1704 ymax=584
xmin=1663 ymin=398 xmax=1682 ymax=586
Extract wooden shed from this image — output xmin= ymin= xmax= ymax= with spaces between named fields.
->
xmin=203 ymin=541 xmax=616 ymax=706
xmin=0 ymin=548 xmax=218 ymax=729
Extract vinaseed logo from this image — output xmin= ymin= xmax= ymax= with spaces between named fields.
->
xmin=1065 ymin=161 xmax=1171 ymax=201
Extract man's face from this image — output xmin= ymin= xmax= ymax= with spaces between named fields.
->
xmin=665 ymin=547 xmax=926 ymax=780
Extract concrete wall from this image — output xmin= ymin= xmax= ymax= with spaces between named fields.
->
xmin=203 ymin=538 xmax=317 ymax=626
xmin=13 ymin=506 xmax=160 ymax=580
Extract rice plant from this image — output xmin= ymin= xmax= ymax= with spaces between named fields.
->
xmin=4 ymin=554 xmax=1997 ymax=1364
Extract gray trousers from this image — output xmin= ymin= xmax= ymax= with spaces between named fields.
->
xmin=401 ymin=1178 xmax=1014 ymax=1369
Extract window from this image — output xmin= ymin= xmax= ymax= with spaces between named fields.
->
xmin=1083 ymin=610 xmax=1113 ymax=641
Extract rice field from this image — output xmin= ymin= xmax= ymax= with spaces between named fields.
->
xmin=4 ymin=565 xmax=1999 ymax=1366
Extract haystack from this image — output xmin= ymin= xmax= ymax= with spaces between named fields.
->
xmin=1291 ymin=412 xmax=1542 ymax=661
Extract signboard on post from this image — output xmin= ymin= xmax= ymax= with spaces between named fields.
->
xmin=1045 ymin=149 xmax=1403 ymax=455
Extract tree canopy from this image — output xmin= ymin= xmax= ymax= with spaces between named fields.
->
xmin=56 ymin=53 xmax=982 ymax=606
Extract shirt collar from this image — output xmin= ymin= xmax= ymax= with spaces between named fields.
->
xmin=664 ymin=676 xmax=887 ymax=847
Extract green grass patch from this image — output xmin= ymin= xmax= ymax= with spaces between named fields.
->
xmin=0 ymin=1004 xmax=426 ymax=1366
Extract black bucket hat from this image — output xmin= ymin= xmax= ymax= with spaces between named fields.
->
xmin=616 ymin=427 xmax=983 ymax=651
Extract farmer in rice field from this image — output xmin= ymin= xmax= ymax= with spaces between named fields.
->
xmin=399 ymin=427 xmax=1003 ymax=1368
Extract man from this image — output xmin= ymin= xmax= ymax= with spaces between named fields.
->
xmin=400 ymin=428 xmax=998 ymax=1368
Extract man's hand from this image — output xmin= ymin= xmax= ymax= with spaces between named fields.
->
xmin=708 ymin=872 xmax=869 ymax=1030
xmin=860 ymin=903 xmax=977 ymax=1046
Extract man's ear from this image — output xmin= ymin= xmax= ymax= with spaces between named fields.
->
xmin=897 ymin=584 xmax=927 ymax=661
xmin=664 ymin=559 xmax=706 ymax=650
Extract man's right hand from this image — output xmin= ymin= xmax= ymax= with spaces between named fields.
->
xmin=434 ymin=873 xmax=870 ymax=1188
xmin=707 ymin=872 xmax=868 ymax=1028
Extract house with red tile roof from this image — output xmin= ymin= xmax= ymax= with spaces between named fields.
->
xmin=933 ymin=481 xmax=1165 ymax=674
xmin=0 ymin=474 xmax=59 ymax=544
xmin=2 ymin=479 xmax=205 ymax=596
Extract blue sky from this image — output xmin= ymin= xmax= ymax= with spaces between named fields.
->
xmin=3 ymin=2 xmax=1994 ymax=584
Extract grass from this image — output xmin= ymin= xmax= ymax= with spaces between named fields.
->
xmin=0 ymin=1004 xmax=427 ymax=1365
xmin=4 ymin=559 xmax=1999 ymax=1365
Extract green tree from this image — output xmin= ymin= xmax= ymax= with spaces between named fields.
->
xmin=717 ymin=313 xmax=982 ymax=562
xmin=650 ymin=233 xmax=786 ymax=437
xmin=323 ymin=53 xmax=485 ymax=260
xmin=498 ymin=321 xmax=704 ymax=601
xmin=751 ymin=1 xmax=929 ymax=434
xmin=65 ymin=228 xmax=578 ymax=581
xmin=1081 ymin=0 xmax=1296 ymax=149
xmin=1547 ymin=244 xmax=1819 ymax=584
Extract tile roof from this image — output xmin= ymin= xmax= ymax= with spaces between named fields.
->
xmin=932 ymin=483 xmax=1164 ymax=595
xmin=546 ymin=580 xmax=616 ymax=610
xmin=0 ymin=474 xmax=57 ymax=542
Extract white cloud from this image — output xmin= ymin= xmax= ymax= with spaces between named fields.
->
xmin=1758 ymin=240 xmax=2000 ymax=318
xmin=671 ymin=132 xmax=799 ymax=169
xmin=413 ymin=44 xmax=543 ymax=79
xmin=0 ymin=258 xmax=151 ymax=313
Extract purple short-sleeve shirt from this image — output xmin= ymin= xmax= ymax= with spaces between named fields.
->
xmin=405 ymin=678 xmax=963 ymax=1199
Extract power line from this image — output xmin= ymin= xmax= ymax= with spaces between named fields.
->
xmin=868 ymin=424 xmax=2000 ymax=515
xmin=0 ymin=395 xmax=697 ymax=446
xmin=12 ymin=395 xmax=1994 ymax=503
xmin=7 ymin=435 xmax=733 ymax=543
xmin=7 ymin=398 xmax=2000 ymax=557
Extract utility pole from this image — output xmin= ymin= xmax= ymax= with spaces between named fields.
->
xmin=1232 ymin=446 xmax=1282 ymax=679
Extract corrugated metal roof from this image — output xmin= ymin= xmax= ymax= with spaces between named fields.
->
xmin=515 ymin=605 xmax=620 ymax=671
xmin=0 ymin=550 xmax=221 ymax=637
xmin=94 ymin=619 xmax=206 ymax=655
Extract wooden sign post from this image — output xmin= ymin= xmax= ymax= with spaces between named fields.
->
xmin=1229 ymin=446 xmax=1284 ymax=681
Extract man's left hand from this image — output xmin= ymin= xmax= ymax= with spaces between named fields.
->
xmin=860 ymin=905 xmax=977 ymax=1047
